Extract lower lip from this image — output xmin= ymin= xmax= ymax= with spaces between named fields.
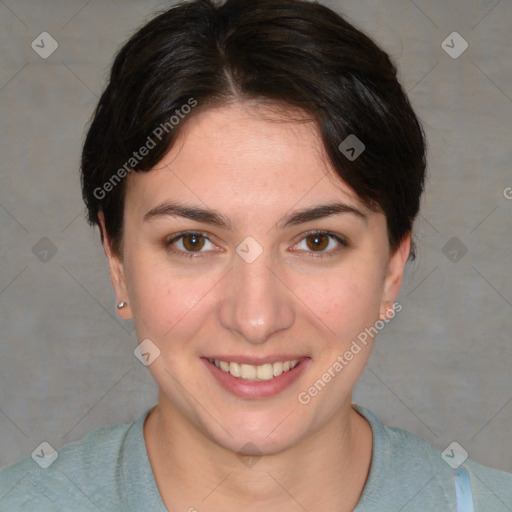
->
xmin=202 ymin=358 xmax=311 ymax=399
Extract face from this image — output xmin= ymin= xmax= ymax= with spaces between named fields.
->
xmin=101 ymin=102 xmax=410 ymax=455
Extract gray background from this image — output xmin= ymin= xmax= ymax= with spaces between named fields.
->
xmin=0 ymin=0 xmax=511 ymax=473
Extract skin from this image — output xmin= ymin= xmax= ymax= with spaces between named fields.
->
xmin=99 ymin=101 xmax=411 ymax=511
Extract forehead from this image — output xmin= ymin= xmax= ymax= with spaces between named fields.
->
xmin=124 ymin=102 xmax=367 ymax=218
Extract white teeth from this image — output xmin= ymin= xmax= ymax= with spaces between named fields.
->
xmin=273 ymin=361 xmax=283 ymax=377
xmin=229 ymin=362 xmax=241 ymax=378
xmin=209 ymin=358 xmax=302 ymax=381
xmin=256 ymin=363 xmax=274 ymax=381
xmin=240 ymin=364 xmax=257 ymax=379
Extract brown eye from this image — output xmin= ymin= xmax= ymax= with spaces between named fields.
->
xmin=165 ymin=232 xmax=214 ymax=258
xmin=305 ymin=233 xmax=330 ymax=251
xmin=292 ymin=231 xmax=348 ymax=259
xmin=181 ymin=233 xmax=206 ymax=251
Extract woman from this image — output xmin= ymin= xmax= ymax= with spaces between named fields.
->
xmin=1 ymin=0 xmax=511 ymax=510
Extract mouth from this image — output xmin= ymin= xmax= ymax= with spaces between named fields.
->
xmin=206 ymin=357 xmax=303 ymax=381
xmin=201 ymin=355 xmax=311 ymax=399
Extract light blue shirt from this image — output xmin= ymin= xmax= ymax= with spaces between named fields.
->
xmin=1 ymin=404 xmax=511 ymax=511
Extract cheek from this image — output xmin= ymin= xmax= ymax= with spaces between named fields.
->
xmin=288 ymin=264 xmax=384 ymax=340
xmin=125 ymin=252 xmax=217 ymax=339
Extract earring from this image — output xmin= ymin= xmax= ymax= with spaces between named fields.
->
xmin=117 ymin=301 xmax=128 ymax=309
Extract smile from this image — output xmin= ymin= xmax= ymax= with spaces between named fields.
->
xmin=203 ymin=356 xmax=311 ymax=399
xmin=207 ymin=358 xmax=302 ymax=381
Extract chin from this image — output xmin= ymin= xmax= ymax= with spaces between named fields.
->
xmin=202 ymin=408 xmax=308 ymax=457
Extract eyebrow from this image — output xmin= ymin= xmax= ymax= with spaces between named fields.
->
xmin=143 ymin=201 xmax=367 ymax=229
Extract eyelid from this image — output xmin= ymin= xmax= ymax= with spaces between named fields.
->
xmin=163 ymin=231 xmax=218 ymax=259
xmin=292 ymin=229 xmax=349 ymax=246
xmin=165 ymin=230 xmax=214 ymax=245
xmin=289 ymin=229 xmax=349 ymax=258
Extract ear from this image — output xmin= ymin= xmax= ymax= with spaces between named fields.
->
xmin=379 ymin=233 xmax=411 ymax=320
xmin=98 ymin=212 xmax=133 ymax=320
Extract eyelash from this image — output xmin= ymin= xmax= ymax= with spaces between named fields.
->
xmin=164 ymin=230 xmax=349 ymax=260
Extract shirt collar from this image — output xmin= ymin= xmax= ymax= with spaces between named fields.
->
xmin=119 ymin=405 xmax=168 ymax=512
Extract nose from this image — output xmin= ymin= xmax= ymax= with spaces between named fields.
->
xmin=218 ymin=249 xmax=295 ymax=344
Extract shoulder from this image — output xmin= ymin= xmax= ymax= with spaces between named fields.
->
xmin=0 ymin=419 xmax=134 ymax=511
xmin=353 ymin=404 xmax=512 ymax=512
xmin=462 ymin=458 xmax=512 ymax=510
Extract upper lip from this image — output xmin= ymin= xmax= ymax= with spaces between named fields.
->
xmin=203 ymin=355 xmax=309 ymax=365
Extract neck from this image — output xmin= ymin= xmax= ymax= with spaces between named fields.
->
xmin=144 ymin=394 xmax=373 ymax=511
